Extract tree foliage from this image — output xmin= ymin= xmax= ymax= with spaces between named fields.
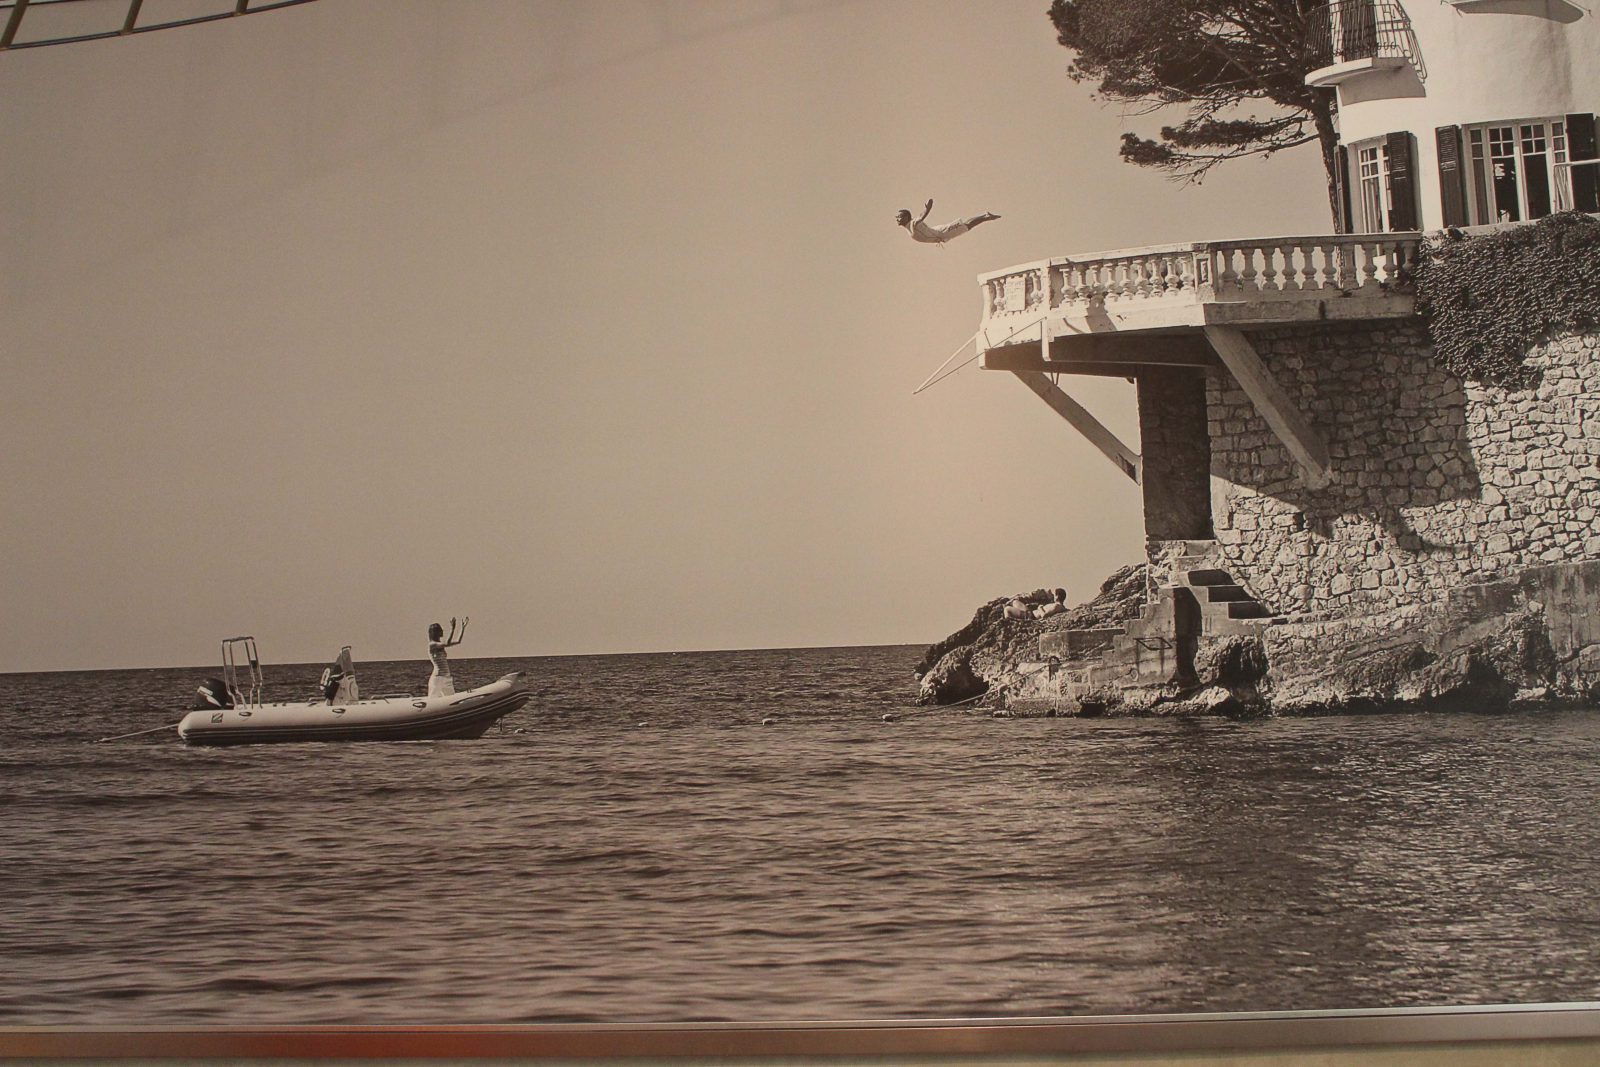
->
xmin=1048 ymin=0 xmax=1340 ymax=221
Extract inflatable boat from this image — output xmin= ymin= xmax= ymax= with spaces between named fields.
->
xmin=177 ymin=637 xmax=531 ymax=746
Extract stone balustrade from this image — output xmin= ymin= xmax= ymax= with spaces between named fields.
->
xmin=978 ymin=233 xmax=1421 ymax=344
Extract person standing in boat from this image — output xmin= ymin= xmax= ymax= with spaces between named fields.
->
xmin=427 ymin=616 xmax=467 ymax=697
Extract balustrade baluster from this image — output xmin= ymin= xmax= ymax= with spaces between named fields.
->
xmin=1317 ymin=242 xmax=1338 ymax=289
xmin=1359 ymin=240 xmax=1380 ymax=288
xmin=1215 ymin=247 xmax=1238 ymax=292
xmin=1260 ymin=245 xmax=1282 ymax=292
xmin=1297 ymin=242 xmax=1319 ymax=290
xmin=1380 ymin=242 xmax=1400 ymax=286
xmin=1238 ymin=247 xmax=1259 ymax=293
xmin=1279 ymin=243 xmax=1301 ymax=292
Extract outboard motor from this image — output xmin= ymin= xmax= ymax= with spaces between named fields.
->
xmin=196 ymin=677 xmax=233 ymax=710
xmin=319 ymin=646 xmax=359 ymax=704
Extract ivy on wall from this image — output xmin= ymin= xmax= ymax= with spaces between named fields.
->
xmin=1413 ymin=211 xmax=1600 ymax=388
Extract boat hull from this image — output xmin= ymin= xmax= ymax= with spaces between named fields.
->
xmin=177 ymin=672 xmax=531 ymax=746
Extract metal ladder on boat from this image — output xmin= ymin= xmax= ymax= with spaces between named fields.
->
xmin=222 ymin=636 xmax=263 ymax=709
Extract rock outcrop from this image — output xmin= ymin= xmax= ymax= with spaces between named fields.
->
xmin=915 ymin=565 xmax=1148 ymax=706
xmin=917 ymin=558 xmax=1600 ymax=718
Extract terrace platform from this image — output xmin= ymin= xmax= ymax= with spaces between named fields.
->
xmin=974 ymin=232 xmax=1423 ymax=490
xmin=977 ymin=233 xmax=1420 ymax=374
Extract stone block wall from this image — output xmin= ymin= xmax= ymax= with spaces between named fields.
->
xmin=1208 ymin=322 xmax=1600 ymax=616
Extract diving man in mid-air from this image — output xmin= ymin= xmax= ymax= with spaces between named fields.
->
xmin=895 ymin=199 xmax=1000 ymax=244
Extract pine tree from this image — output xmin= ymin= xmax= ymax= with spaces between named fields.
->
xmin=1048 ymin=0 xmax=1341 ymax=224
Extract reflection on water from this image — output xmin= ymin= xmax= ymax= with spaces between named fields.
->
xmin=2 ymin=647 xmax=1599 ymax=1023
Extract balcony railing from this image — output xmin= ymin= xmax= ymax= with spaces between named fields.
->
xmin=978 ymin=233 xmax=1420 ymax=339
xmin=1305 ymin=0 xmax=1423 ymax=80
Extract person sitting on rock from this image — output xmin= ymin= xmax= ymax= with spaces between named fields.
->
xmin=1033 ymin=588 xmax=1068 ymax=619
xmin=1001 ymin=588 xmax=1067 ymax=621
xmin=1003 ymin=597 xmax=1035 ymax=620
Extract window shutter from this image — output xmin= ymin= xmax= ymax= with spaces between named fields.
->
xmin=1435 ymin=125 xmax=1468 ymax=227
xmin=1385 ymin=131 xmax=1419 ymax=231
xmin=1568 ymin=113 xmax=1599 ymax=213
xmin=1335 ymin=144 xmax=1353 ymax=234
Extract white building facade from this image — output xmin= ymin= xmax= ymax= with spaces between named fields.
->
xmin=1309 ymin=0 xmax=1600 ymax=231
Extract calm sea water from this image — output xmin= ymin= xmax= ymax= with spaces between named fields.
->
xmin=2 ymin=644 xmax=1599 ymax=1025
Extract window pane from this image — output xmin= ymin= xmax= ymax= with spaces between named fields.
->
xmin=1357 ymin=144 xmax=1386 ymax=231
xmin=1526 ymin=153 xmax=1552 ymax=218
xmin=1469 ymin=129 xmax=1489 ymax=223
xmin=1489 ymin=127 xmax=1520 ymax=221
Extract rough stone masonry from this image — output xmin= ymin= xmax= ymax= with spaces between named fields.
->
xmin=1203 ymin=322 xmax=1600 ymax=619
xmin=919 ymin=321 xmax=1600 ymax=716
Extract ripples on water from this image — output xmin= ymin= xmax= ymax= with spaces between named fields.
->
xmin=3 ymin=645 xmax=1600 ymax=1024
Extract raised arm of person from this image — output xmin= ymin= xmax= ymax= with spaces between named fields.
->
xmin=918 ymin=198 xmax=933 ymax=223
xmin=445 ymin=616 xmax=470 ymax=647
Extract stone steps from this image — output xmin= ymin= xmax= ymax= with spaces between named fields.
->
xmin=1123 ymin=559 xmax=1280 ymax=658
xmin=1038 ymin=545 xmax=1285 ymax=686
xmin=1200 ymin=584 xmax=1255 ymax=603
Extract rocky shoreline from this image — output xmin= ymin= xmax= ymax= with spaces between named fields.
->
xmin=916 ymin=560 xmax=1600 ymax=718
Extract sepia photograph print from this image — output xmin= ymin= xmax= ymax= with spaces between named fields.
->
xmin=4 ymin=0 xmax=1600 ymax=1061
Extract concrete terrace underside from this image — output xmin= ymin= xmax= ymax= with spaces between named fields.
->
xmin=976 ymin=233 xmax=1421 ymax=491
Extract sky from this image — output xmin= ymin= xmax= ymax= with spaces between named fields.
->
xmin=0 ymin=0 xmax=1330 ymax=672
